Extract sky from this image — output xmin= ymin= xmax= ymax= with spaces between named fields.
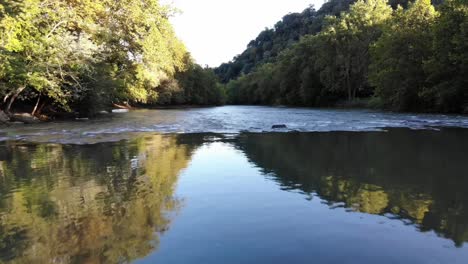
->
xmin=165 ymin=0 xmax=324 ymax=67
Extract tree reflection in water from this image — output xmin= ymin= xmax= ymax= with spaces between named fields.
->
xmin=1 ymin=128 xmax=468 ymax=263
xmin=0 ymin=135 xmax=196 ymax=263
xmin=236 ymin=128 xmax=468 ymax=247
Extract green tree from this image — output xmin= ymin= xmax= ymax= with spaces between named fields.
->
xmin=225 ymin=0 xmax=392 ymax=106
xmin=423 ymin=0 xmax=468 ymax=113
xmin=97 ymin=0 xmax=188 ymax=104
xmin=318 ymin=0 xmax=392 ymax=101
xmin=0 ymin=0 xmax=219 ymax=116
xmin=177 ymin=64 xmax=226 ymax=105
xmin=215 ymin=0 xmax=358 ymax=83
xmin=0 ymin=0 xmax=97 ymax=113
xmin=369 ymin=0 xmax=438 ymax=111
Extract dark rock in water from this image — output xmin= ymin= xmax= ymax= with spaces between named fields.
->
xmin=0 ymin=110 xmax=9 ymax=123
xmin=272 ymin=124 xmax=287 ymax=129
xmin=11 ymin=113 xmax=40 ymax=124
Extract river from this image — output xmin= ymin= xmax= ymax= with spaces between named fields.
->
xmin=0 ymin=106 xmax=467 ymax=263
xmin=1 ymin=106 xmax=468 ymax=143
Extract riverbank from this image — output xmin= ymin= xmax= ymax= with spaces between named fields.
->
xmin=0 ymin=111 xmax=41 ymax=125
xmin=0 ymin=105 xmax=211 ymax=126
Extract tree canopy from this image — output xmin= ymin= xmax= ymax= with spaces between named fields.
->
xmin=0 ymin=0 xmax=466 ymax=115
xmin=223 ymin=0 xmax=467 ymax=113
xmin=0 ymin=0 xmax=225 ymax=116
xmin=215 ymin=0 xmax=358 ymax=83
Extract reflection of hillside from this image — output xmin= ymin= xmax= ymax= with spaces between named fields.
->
xmin=236 ymin=129 xmax=468 ymax=246
xmin=0 ymin=135 xmax=195 ymax=263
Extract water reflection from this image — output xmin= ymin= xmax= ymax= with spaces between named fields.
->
xmin=0 ymin=135 xmax=195 ymax=263
xmin=236 ymin=129 xmax=468 ymax=247
xmin=1 ymin=129 xmax=468 ymax=263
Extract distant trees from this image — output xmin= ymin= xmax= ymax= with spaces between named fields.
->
xmin=226 ymin=0 xmax=393 ymax=106
xmin=158 ymin=63 xmax=226 ymax=106
xmin=215 ymin=0 xmax=358 ymax=83
xmin=0 ymin=0 xmax=225 ymax=116
xmin=224 ymin=0 xmax=468 ymax=113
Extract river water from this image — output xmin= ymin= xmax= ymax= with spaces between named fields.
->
xmin=1 ymin=106 xmax=468 ymax=143
xmin=0 ymin=106 xmax=468 ymax=263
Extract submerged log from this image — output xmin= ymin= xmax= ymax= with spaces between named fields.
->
xmin=113 ymin=102 xmax=132 ymax=109
xmin=10 ymin=113 xmax=40 ymax=124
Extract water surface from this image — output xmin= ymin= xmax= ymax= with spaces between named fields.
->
xmin=1 ymin=106 xmax=468 ymax=143
xmin=1 ymin=126 xmax=468 ymax=263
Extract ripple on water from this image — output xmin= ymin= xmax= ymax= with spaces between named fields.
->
xmin=0 ymin=106 xmax=467 ymax=143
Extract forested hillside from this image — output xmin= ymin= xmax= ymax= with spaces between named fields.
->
xmin=214 ymin=0 xmax=358 ymax=83
xmin=214 ymin=0 xmax=443 ymax=83
xmin=0 ymin=0 xmax=465 ymax=118
xmin=223 ymin=0 xmax=467 ymax=113
xmin=0 ymin=0 xmax=225 ymax=117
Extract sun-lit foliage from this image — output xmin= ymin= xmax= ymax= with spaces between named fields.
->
xmin=0 ymin=0 xmax=224 ymax=116
xmin=369 ymin=0 xmax=438 ymax=111
xmin=224 ymin=0 xmax=467 ymax=113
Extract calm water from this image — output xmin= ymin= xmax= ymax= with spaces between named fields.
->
xmin=1 ymin=106 xmax=468 ymax=263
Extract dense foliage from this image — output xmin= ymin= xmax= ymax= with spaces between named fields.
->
xmin=0 ymin=0 xmax=225 ymax=116
xmin=0 ymin=0 xmax=465 ymax=116
xmin=224 ymin=0 xmax=467 ymax=113
xmin=215 ymin=0 xmax=358 ymax=83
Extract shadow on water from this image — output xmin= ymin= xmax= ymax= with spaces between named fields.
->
xmin=235 ymin=128 xmax=468 ymax=247
xmin=0 ymin=128 xmax=468 ymax=263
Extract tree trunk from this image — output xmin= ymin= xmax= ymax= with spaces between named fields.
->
xmin=345 ymin=73 xmax=352 ymax=101
xmin=352 ymin=85 xmax=358 ymax=100
xmin=345 ymin=56 xmax=352 ymax=101
xmin=36 ymin=100 xmax=47 ymax=116
xmin=5 ymin=86 xmax=26 ymax=114
xmin=32 ymin=95 xmax=41 ymax=116
xmin=3 ymin=91 xmax=13 ymax=104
